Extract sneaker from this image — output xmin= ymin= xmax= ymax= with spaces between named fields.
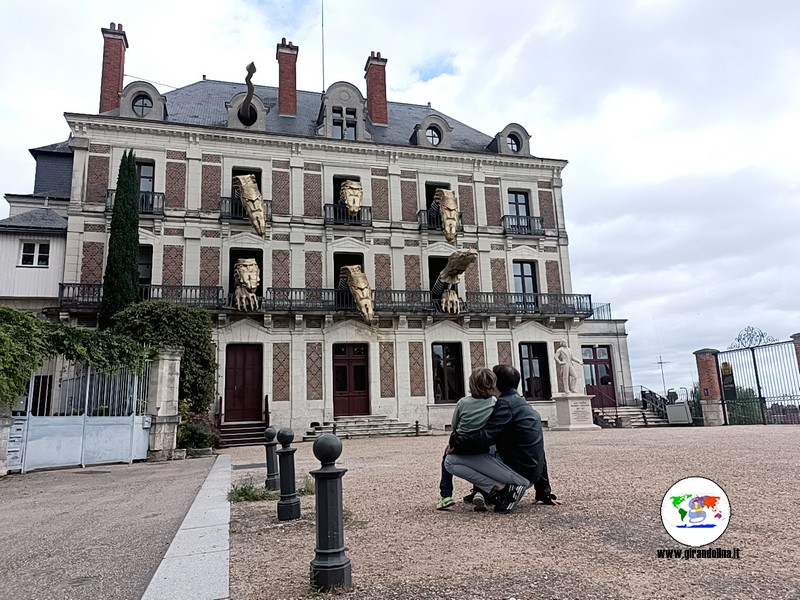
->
xmin=535 ymin=492 xmax=558 ymax=505
xmin=463 ymin=488 xmax=479 ymax=504
xmin=436 ymin=496 xmax=456 ymax=510
xmin=494 ymin=484 xmax=527 ymax=514
xmin=472 ymin=491 xmax=487 ymax=512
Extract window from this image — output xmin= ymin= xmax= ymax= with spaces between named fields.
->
xmin=425 ymin=182 xmax=450 ymax=210
xmin=432 ymin=343 xmax=464 ymax=404
xmin=230 ymin=168 xmax=263 ymax=219
xmin=520 ymin=343 xmax=551 ymax=401
xmin=513 ymin=261 xmax=537 ymax=310
xmin=582 ymin=345 xmax=616 ymax=406
xmin=507 ymin=133 xmax=521 ymax=152
xmin=332 ymin=106 xmax=357 ymax=140
xmin=507 ymin=190 xmax=531 ymax=233
xmin=20 ymin=242 xmax=50 ymax=267
xmin=228 ymin=248 xmax=264 ymax=297
xmin=334 ymin=252 xmax=364 ymax=308
xmin=132 ymin=94 xmax=153 ymax=117
xmin=426 ymin=126 xmax=441 ymax=146
xmin=138 ymin=245 xmax=153 ymax=300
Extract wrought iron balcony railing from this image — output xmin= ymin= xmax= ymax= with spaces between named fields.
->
xmin=374 ymin=290 xmax=437 ymax=313
xmin=587 ymin=303 xmax=613 ymax=320
xmin=464 ymin=292 xmax=593 ymax=316
xmin=106 ymin=189 xmax=165 ymax=215
xmin=324 ymin=204 xmax=373 ymax=227
xmin=417 ymin=209 xmax=464 ymax=232
xmin=220 ymin=196 xmax=273 ymax=222
xmin=501 ymin=215 xmax=545 ymax=236
xmin=59 ymin=283 xmax=226 ymax=309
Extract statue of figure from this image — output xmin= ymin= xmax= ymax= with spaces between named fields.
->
xmin=233 ymin=258 xmax=260 ymax=311
xmin=554 ymin=340 xmax=582 ymax=394
xmin=339 ymin=180 xmax=364 ymax=216
xmin=434 ymin=189 xmax=459 ymax=244
xmin=434 ymin=249 xmax=477 ymax=314
xmin=340 ymin=265 xmax=373 ymax=324
xmin=232 ymin=174 xmax=266 ymax=237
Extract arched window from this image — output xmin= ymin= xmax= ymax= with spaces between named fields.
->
xmin=132 ymin=94 xmax=153 ymax=117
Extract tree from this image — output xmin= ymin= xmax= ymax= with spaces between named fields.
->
xmin=99 ymin=150 xmax=140 ymax=329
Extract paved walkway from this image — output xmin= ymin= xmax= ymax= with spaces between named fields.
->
xmin=0 ymin=456 xmax=218 ymax=600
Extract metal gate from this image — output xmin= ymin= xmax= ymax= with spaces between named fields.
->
xmin=12 ymin=358 xmax=152 ymax=472
xmin=717 ymin=332 xmax=800 ymax=425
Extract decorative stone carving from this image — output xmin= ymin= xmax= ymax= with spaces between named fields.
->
xmin=434 ymin=249 xmax=477 ymax=314
xmin=232 ymin=174 xmax=266 ymax=236
xmin=340 ymin=265 xmax=373 ymax=324
xmin=435 ymin=188 xmax=459 ymax=244
xmin=239 ymin=62 xmax=257 ymax=125
xmin=554 ymin=340 xmax=582 ymax=394
xmin=234 ymin=258 xmax=260 ymax=311
xmin=339 ymin=180 xmax=363 ymax=216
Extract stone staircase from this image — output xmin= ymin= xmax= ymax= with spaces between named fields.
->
xmin=302 ymin=414 xmax=430 ymax=442
xmin=593 ymin=406 xmax=671 ymax=428
xmin=218 ymin=421 xmax=267 ymax=448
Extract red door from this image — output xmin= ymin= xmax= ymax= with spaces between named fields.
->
xmin=225 ymin=344 xmax=263 ymax=422
xmin=582 ymin=346 xmax=616 ymax=409
xmin=333 ymin=344 xmax=369 ymax=417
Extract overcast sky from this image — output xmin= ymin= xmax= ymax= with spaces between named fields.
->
xmin=2 ymin=0 xmax=798 ymax=394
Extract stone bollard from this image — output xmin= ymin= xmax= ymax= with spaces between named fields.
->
xmin=309 ymin=433 xmax=351 ymax=592
xmin=276 ymin=427 xmax=301 ymax=521
xmin=264 ymin=427 xmax=280 ymax=491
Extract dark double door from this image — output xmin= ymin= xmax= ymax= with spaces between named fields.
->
xmin=225 ymin=344 xmax=263 ymax=422
xmin=583 ymin=346 xmax=616 ymax=409
xmin=333 ymin=344 xmax=369 ymax=417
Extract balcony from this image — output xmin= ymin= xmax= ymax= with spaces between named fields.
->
xmin=464 ymin=292 xmax=593 ymax=317
xmin=106 ymin=189 xmax=165 ymax=215
xmin=324 ymin=204 xmax=372 ymax=227
xmin=220 ymin=196 xmax=273 ymax=222
xmin=417 ymin=209 xmax=464 ymax=232
xmin=501 ymin=215 xmax=545 ymax=236
xmin=59 ymin=283 xmax=226 ymax=309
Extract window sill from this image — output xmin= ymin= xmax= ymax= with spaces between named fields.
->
xmin=17 ymin=265 xmax=50 ymax=269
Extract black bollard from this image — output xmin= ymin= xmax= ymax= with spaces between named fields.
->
xmin=264 ymin=427 xmax=279 ymax=491
xmin=276 ymin=427 xmax=301 ymax=521
xmin=415 ymin=420 xmax=420 ymax=436
xmin=309 ymin=433 xmax=351 ymax=592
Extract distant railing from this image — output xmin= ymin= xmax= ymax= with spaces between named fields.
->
xmin=59 ymin=283 xmax=103 ymax=308
xmin=219 ymin=196 xmax=272 ymax=222
xmin=106 ymin=189 xmax=165 ymax=215
xmin=464 ymin=292 xmax=593 ymax=316
xmin=587 ymin=303 xmax=613 ymax=320
xmin=622 ymin=385 xmax=670 ymax=419
xmin=374 ymin=290 xmax=437 ymax=313
xmin=501 ymin=215 xmax=545 ymax=236
xmin=324 ymin=204 xmax=373 ymax=227
xmin=417 ymin=209 xmax=464 ymax=232
xmin=59 ymin=283 xmax=225 ymax=309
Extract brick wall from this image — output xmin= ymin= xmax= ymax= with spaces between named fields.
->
xmin=374 ymin=254 xmax=392 ymax=289
xmin=497 ymin=341 xmax=513 ymax=367
xmin=305 ymin=251 xmax=322 ymax=288
xmin=380 ymin=342 xmax=395 ymax=397
xmin=162 ymin=245 xmax=184 ymax=286
xmin=87 ymin=156 xmax=110 ymax=204
xmin=272 ymin=250 xmax=290 ymax=287
xmin=470 ymin=341 xmax=486 ymax=371
xmin=404 ymin=255 xmax=421 ymax=290
xmin=401 ymin=180 xmax=418 ymax=221
xmin=165 ymin=161 xmax=186 ymax=209
xmin=464 ymin=261 xmax=480 ymax=292
xmin=545 ymin=260 xmax=562 ymax=293
xmin=459 ymin=183 xmax=475 ymax=225
xmin=201 ymin=162 xmax=221 ymax=211
xmin=491 ymin=258 xmax=507 ymax=292
xmin=303 ymin=171 xmax=322 ymax=217
xmin=273 ymin=343 xmax=290 ymax=401
xmin=84 ymin=223 xmax=106 ymax=233
xmin=371 ymin=176 xmax=389 ymax=220
xmin=694 ymin=350 xmax=721 ymax=401
xmin=485 ymin=185 xmax=502 ymax=226
xmin=538 ymin=190 xmax=555 ymax=229
xmin=408 ymin=342 xmax=426 ymax=396
xmin=200 ymin=247 xmax=220 ymax=286
xmin=306 ymin=343 xmax=323 ymax=400
xmin=80 ymin=241 xmax=105 ymax=283
xmin=272 ymin=169 xmax=290 ymax=215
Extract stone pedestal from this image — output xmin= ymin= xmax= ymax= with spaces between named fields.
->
xmin=145 ymin=347 xmax=184 ymax=461
xmin=552 ymin=394 xmax=600 ymax=431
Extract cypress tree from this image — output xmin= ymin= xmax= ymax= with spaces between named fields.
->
xmin=99 ymin=150 xmax=140 ymax=329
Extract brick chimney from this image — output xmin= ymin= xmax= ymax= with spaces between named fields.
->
xmin=99 ymin=22 xmax=128 ymax=113
xmin=276 ymin=38 xmax=299 ymax=116
xmin=364 ymin=51 xmax=388 ymax=126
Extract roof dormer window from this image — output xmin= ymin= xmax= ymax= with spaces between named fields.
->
xmin=332 ymin=107 xmax=357 ymax=140
xmin=132 ymin=94 xmax=153 ymax=117
xmin=412 ymin=115 xmax=453 ymax=149
xmin=507 ymin=133 xmax=521 ymax=153
xmin=317 ymin=82 xmax=371 ymax=142
xmin=426 ymin=126 xmax=442 ymax=146
xmin=119 ymin=82 xmax=166 ymax=121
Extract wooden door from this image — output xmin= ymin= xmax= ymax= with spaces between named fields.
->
xmin=583 ymin=346 xmax=616 ymax=408
xmin=332 ymin=344 xmax=369 ymax=417
xmin=225 ymin=344 xmax=263 ymax=422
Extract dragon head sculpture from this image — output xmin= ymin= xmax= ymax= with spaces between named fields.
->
xmin=339 ymin=180 xmax=364 ymax=216
xmin=434 ymin=188 xmax=459 ymax=244
xmin=232 ymin=174 xmax=266 ymax=237
xmin=340 ymin=265 xmax=373 ymax=324
xmin=233 ymin=258 xmax=260 ymax=311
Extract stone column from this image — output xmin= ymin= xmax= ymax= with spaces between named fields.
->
xmin=146 ymin=346 xmax=184 ymax=461
xmin=693 ymin=348 xmax=725 ymax=426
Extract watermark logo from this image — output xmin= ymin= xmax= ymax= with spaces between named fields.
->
xmin=660 ymin=476 xmax=730 ymax=547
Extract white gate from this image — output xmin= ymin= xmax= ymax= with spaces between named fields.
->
xmin=16 ymin=358 xmax=152 ymax=472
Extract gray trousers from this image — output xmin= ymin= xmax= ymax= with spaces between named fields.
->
xmin=443 ymin=452 xmax=530 ymax=494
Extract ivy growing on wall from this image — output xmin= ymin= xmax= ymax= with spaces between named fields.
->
xmin=112 ymin=302 xmax=216 ymax=415
xmin=0 ymin=306 xmax=149 ymax=407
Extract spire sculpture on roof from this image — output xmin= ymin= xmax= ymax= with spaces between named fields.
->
xmin=339 ymin=265 xmax=373 ymax=324
xmin=432 ymin=249 xmax=477 ymax=314
xmin=238 ymin=62 xmax=257 ymax=126
xmin=232 ymin=174 xmax=266 ymax=237
xmin=430 ymin=188 xmax=459 ymax=244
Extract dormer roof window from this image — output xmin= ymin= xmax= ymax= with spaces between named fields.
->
xmin=119 ymin=81 xmax=166 ymax=121
xmin=488 ymin=123 xmax=532 ymax=156
xmin=411 ymin=114 xmax=453 ymax=149
xmin=132 ymin=94 xmax=153 ymax=117
xmin=317 ymin=82 xmax=371 ymax=142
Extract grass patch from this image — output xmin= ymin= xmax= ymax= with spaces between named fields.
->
xmin=297 ymin=475 xmax=316 ymax=497
xmin=228 ymin=477 xmax=280 ymax=503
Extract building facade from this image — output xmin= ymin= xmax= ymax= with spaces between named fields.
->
xmin=3 ymin=23 xmax=632 ymax=432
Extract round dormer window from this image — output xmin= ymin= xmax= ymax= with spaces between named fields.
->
xmin=132 ymin=94 xmax=153 ymax=117
xmin=507 ymin=133 xmax=521 ymax=153
xmin=426 ymin=126 xmax=442 ymax=146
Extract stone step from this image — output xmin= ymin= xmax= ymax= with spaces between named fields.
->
xmin=302 ymin=428 xmax=431 ymax=442
xmin=309 ymin=423 xmax=416 ymax=435
xmin=332 ymin=414 xmax=390 ymax=422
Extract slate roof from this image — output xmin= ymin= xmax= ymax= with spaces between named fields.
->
xmin=29 ymin=139 xmax=72 ymax=158
xmin=163 ymin=80 xmax=496 ymax=153
xmin=0 ymin=208 xmax=68 ymax=232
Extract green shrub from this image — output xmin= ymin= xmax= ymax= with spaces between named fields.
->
xmin=176 ymin=419 xmax=215 ymax=449
xmin=227 ymin=477 xmax=278 ymax=502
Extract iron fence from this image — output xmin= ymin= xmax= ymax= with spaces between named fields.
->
xmin=106 ymin=189 xmax=165 ymax=215
xmin=324 ymin=204 xmax=373 ymax=227
xmin=501 ymin=215 xmax=545 ymax=236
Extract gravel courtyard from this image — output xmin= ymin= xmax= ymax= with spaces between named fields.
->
xmin=224 ymin=426 xmax=800 ymax=600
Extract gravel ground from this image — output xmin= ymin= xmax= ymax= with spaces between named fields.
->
xmin=224 ymin=426 xmax=800 ymax=600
